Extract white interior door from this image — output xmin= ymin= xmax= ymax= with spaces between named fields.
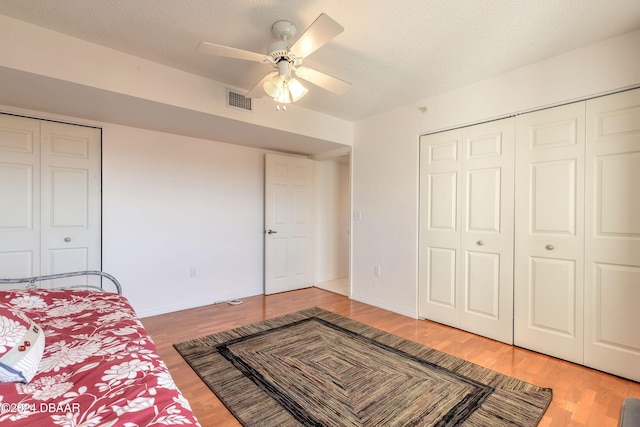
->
xmin=459 ymin=118 xmax=515 ymax=344
xmin=264 ymin=153 xmax=315 ymax=295
xmin=514 ymin=102 xmax=585 ymax=364
xmin=418 ymin=129 xmax=462 ymax=326
xmin=584 ymin=88 xmax=640 ymax=382
xmin=0 ymin=114 xmax=41 ymax=278
xmin=40 ymin=121 xmax=101 ymax=287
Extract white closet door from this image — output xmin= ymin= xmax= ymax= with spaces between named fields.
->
xmin=418 ymin=129 xmax=462 ymax=326
xmin=514 ymin=102 xmax=585 ymax=364
xmin=419 ymin=119 xmax=514 ymax=344
xmin=459 ymin=118 xmax=515 ymax=344
xmin=585 ymin=88 xmax=640 ymax=382
xmin=0 ymin=115 xmax=101 ymax=289
xmin=40 ymin=121 xmax=102 ymax=287
xmin=0 ymin=115 xmax=41 ymax=279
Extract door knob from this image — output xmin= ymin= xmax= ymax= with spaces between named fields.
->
xmin=477 ymin=240 xmax=485 ymax=246
xmin=64 ymin=237 xmax=71 ymax=242
xmin=266 ymin=229 xmax=278 ymax=235
xmin=545 ymin=244 xmax=554 ymax=250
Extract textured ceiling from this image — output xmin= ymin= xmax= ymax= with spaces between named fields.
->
xmin=1 ymin=0 xmax=640 ymax=122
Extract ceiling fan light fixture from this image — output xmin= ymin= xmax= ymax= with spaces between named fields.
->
xmin=265 ymin=75 xmax=308 ymax=104
xmin=287 ymin=78 xmax=308 ymax=102
xmin=263 ymin=73 xmax=283 ymax=98
xmin=275 ymin=87 xmax=292 ymax=104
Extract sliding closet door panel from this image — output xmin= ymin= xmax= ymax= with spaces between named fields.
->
xmin=429 ymin=172 xmax=458 ymax=230
xmin=418 ymin=129 xmax=462 ymax=326
xmin=585 ymin=88 xmax=640 ymax=382
xmin=533 ymin=161 xmax=575 ymax=230
xmin=427 ymin=247 xmax=457 ymax=307
xmin=40 ymin=121 xmax=101 ymax=288
xmin=0 ymin=115 xmax=41 ymax=283
xmin=514 ymin=102 xmax=585 ymax=364
xmin=465 ymin=251 xmax=500 ymax=315
xmin=460 ymin=118 xmax=514 ymax=344
xmin=529 ymin=257 xmax=577 ymax=334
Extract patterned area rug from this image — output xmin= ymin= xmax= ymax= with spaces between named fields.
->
xmin=174 ymin=307 xmax=552 ymax=426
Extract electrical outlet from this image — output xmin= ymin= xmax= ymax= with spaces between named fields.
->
xmin=189 ymin=267 xmax=198 ymax=278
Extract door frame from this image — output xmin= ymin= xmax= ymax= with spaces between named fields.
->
xmin=312 ymin=147 xmax=352 ymax=297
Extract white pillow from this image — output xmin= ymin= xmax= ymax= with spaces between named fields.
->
xmin=0 ymin=307 xmax=45 ymax=383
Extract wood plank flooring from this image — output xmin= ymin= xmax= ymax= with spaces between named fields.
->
xmin=141 ymin=288 xmax=640 ymax=427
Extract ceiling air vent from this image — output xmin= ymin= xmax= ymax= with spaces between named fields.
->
xmin=227 ymin=90 xmax=252 ymax=111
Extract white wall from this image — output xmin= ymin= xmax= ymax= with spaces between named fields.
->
xmin=416 ymin=28 xmax=640 ymax=134
xmin=102 ymin=124 xmax=267 ymax=317
xmin=351 ymin=107 xmax=420 ymax=317
xmin=315 ymin=157 xmax=350 ymax=283
xmin=351 ymin=29 xmax=640 ymax=318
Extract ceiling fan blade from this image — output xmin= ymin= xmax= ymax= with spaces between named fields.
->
xmin=295 ymin=67 xmax=351 ymax=95
xmin=289 ymin=13 xmax=344 ymax=59
xmin=197 ymin=42 xmax=269 ymax=63
xmin=245 ymin=72 xmax=277 ymax=98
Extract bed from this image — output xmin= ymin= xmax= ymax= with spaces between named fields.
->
xmin=0 ymin=271 xmax=200 ymax=426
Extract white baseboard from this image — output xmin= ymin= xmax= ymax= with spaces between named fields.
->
xmin=136 ymin=292 xmax=261 ymax=319
xmin=350 ymin=292 xmax=418 ymax=319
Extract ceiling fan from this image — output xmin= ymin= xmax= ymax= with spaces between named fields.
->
xmin=197 ymin=13 xmax=351 ymax=104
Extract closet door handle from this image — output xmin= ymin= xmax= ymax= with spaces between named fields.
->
xmin=545 ymin=244 xmax=554 ymax=250
xmin=266 ymin=229 xmax=278 ymax=235
xmin=64 ymin=237 xmax=71 ymax=242
xmin=477 ymin=240 xmax=485 ymax=246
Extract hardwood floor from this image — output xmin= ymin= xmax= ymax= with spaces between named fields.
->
xmin=141 ymin=288 xmax=640 ymax=427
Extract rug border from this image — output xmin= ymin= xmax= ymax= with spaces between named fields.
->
xmin=174 ymin=340 xmax=251 ymax=426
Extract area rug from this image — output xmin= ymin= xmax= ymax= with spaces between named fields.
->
xmin=174 ymin=307 xmax=552 ymax=426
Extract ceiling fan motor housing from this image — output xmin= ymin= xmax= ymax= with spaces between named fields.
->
xmin=268 ymin=20 xmax=302 ymax=67
xmin=267 ymin=43 xmax=302 ymax=70
xmin=276 ymin=60 xmax=292 ymax=81
xmin=271 ymin=20 xmax=297 ymax=40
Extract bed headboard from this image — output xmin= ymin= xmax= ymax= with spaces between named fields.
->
xmin=0 ymin=271 xmax=122 ymax=294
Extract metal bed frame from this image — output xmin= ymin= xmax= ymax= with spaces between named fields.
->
xmin=0 ymin=271 xmax=122 ymax=294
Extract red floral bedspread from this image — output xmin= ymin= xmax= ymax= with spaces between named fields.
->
xmin=0 ymin=289 xmax=200 ymax=426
